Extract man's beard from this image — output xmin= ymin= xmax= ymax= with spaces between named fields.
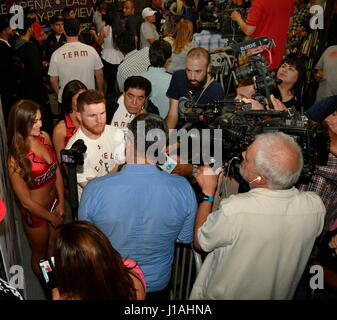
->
xmin=187 ymin=74 xmax=208 ymax=91
xmin=82 ymin=122 xmax=105 ymax=136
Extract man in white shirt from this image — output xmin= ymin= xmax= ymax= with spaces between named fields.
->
xmin=48 ymin=18 xmax=104 ymax=103
xmin=66 ymin=90 xmax=125 ymax=200
xmin=190 ymin=132 xmax=326 ymax=300
xmin=108 ymin=75 xmax=159 ymax=135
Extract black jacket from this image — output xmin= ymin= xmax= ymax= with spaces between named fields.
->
xmin=44 ymin=32 xmax=66 ymax=62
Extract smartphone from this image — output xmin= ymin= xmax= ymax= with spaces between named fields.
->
xmin=157 ymin=153 xmax=177 ymax=174
xmin=38 ymin=257 xmax=57 ymax=290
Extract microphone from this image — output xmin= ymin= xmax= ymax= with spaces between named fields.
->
xmin=249 ymin=176 xmax=262 ymax=184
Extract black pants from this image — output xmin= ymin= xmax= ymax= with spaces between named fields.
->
xmin=103 ymin=59 xmax=119 ymax=95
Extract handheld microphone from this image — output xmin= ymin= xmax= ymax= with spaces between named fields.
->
xmin=249 ymin=176 xmax=262 ymax=184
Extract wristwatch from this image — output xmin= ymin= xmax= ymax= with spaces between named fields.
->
xmin=200 ymin=192 xmax=214 ymax=203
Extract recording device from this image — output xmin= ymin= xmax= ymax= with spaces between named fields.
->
xmin=209 ymin=37 xmax=277 ymax=109
xmin=181 ymin=102 xmax=330 ymax=183
xmin=61 ymin=139 xmax=87 ymax=166
xmin=198 ymin=3 xmax=249 ymax=37
xmin=61 ymin=139 xmax=87 ymax=221
xmin=157 ymin=153 xmax=177 ymax=174
xmin=38 ymin=256 xmax=57 ymax=290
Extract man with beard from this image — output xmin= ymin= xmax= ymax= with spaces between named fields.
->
xmin=166 ymin=47 xmax=225 ymax=129
xmin=65 ymin=90 xmax=125 ymax=201
xmin=189 ymin=132 xmax=326 ymax=299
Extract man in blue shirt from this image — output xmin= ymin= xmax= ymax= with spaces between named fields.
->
xmin=142 ymin=39 xmax=172 ymax=118
xmin=78 ymin=113 xmax=198 ymax=299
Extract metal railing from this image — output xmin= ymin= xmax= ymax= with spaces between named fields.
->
xmin=170 ymin=242 xmax=203 ymax=300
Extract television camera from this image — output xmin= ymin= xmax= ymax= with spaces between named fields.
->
xmin=209 ymin=37 xmax=277 ymax=108
xmin=180 ymin=100 xmax=330 ymax=184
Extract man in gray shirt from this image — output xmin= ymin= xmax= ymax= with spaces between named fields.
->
xmin=315 ymin=45 xmax=337 ymax=103
xmin=140 ymin=7 xmax=159 ymax=49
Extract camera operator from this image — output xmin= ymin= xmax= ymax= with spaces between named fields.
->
xmin=236 ymin=79 xmax=289 ymax=112
xmin=165 ymin=47 xmax=225 ymax=177
xmin=189 ymin=132 xmax=325 ymax=300
xmin=65 ymin=90 xmax=125 ymax=201
xmin=235 ymin=78 xmax=256 ymax=100
xmin=230 ymin=0 xmax=295 ymax=71
xmin=237 ymin=54 xmax=306 ymax=112
xmin=166 ymin=47 xmax=225 ymax=130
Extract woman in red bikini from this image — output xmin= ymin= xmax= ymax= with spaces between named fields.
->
xmin=52 ymin=80 xmax=87 ymax=165
xmin=52 ymin=221 xmax=146 ymax=300
xmin=7 ymin=100 xmax=64 ymax=278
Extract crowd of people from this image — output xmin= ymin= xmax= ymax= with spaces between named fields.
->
xmin=0 ymin=0 xmax=337 ymax=300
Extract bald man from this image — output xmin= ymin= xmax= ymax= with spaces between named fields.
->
xmin=123 ymin=0 xmax=142 ymax=48
xmin=189 ymin=132 xmax=326 ymax=300
xmin=166 ymin=47 xmax=225 ymax=129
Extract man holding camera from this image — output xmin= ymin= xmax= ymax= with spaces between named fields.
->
xmin=189 ymin=132 xmax=325 ymax=299
xmin=166 ymin=47 xmax=225 ymax=130
xmin=78 ymin=113 xmax=197 ymax=299
xmin=230 ymin=0 xmax=294 ymax=71
xmin=65 ymin=90 xmax=125 ymax=200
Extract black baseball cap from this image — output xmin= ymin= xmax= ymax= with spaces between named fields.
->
xmin=306 ymin=95 xmax=337 ymax=123
xmin=64 ymin=18 xmax=80 ymax=36
xmin=51 ymin=14 xmax=64 ymax=24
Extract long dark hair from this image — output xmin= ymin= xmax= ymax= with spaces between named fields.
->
xmin=54 ymin=221 xmax=139 ymax=300
xmin=105 ymin=8 xmax=123 ymax=48
xmin=61 ymin=80 xmax=87 ymax=117
xmin=7 ymin=100 xmax=40 ymax=186
xmin=278 ymin=54 xmax=306 ymax=102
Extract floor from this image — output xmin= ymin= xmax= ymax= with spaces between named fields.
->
xmin=16 ymin=199 xmax=73 ymax=300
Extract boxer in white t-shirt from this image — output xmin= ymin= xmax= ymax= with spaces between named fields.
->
xmin=66 ymin=90 xmax=125 ymax=200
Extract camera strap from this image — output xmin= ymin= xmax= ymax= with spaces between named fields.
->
xmin=193 ymin=77 xmax=215 ymax=105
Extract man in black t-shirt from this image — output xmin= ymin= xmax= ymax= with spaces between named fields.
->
xmin=123 ymin=0 xmax=143 ymax=49
xmin=44 ymin=14 xmax=66 ymax=63
xmin=166 ymin=47 xmax=225 ymax=130
xmin=165 ymin=47 xmax=225 ymax=178
xmin=150 ymin=0 xmax=164 ymax=33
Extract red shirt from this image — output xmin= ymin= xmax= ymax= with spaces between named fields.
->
xmin=246 ymin=0 xmax=295 ymax=70
xmin=32 ymin=21 xmax=43 ymax=45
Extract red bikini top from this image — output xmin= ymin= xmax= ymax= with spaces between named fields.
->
xmin=65 ymin=113 xmax=77 ymax=145
xmin=28 ymin=136 xmax=58 ymax=190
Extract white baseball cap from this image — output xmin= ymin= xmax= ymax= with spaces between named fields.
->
xmin=142 ymin=7 xmax=156 ymax=19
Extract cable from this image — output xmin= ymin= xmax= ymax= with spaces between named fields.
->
xmin=223 ymin=156 xmax=240 ymax=198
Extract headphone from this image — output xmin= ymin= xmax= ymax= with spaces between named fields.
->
xmin=249 ymin=176 xmax=262 ymax=184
